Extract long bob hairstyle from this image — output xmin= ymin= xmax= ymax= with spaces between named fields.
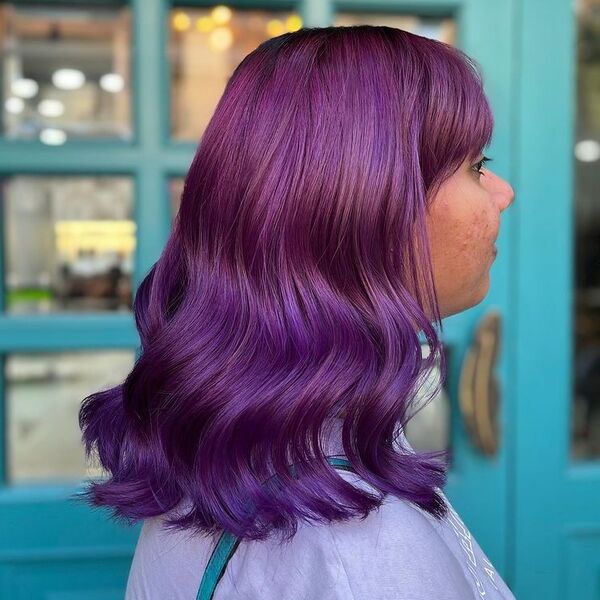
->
xmin=78 ymin=25 xmax=493 ymax=543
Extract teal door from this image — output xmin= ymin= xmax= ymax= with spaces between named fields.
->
xmin=512 ymin=0 xmax=600 ymax=598
xmin=0 ymin=0 xmax=520 ymax=598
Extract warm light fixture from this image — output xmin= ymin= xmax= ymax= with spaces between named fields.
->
xmin=196 ymin=16 xmax=214 ymax=32
xmin=211 ymin=5 xmax=232 ymax=25
xmin=172 ymin=11 xmax=191 ymax=31
xmin=286 ymin=15 xmax=303 ymax=31
xmin=266 ymin=19 xmax=285 ymax=37
xmin=55 ymin=220 xmax=136 ymax=255
xmin=208 ymin=27 xmax=233 ymax=52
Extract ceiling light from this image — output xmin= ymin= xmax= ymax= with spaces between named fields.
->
xmin=39 ymin=128 xmax=67 ymax=145
xmin=211 ymin=5 xmax=232 ymax=24
xmin=574 ymin=139 xmax=600 ymax=162
xmin=38 ymin=99 xmax=65 ymax=118
xmin=5 ymin=97 xmax=25 ymax=114
xmin=52 ymin=68 xmax=86 ymax=91
xmin=99 ymin=73 xmax=124 ymax=93
xmin=11 ymin=78 xmax=39 ymax=99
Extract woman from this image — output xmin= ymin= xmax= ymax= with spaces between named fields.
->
xmin=78 ymin=25 xmax=515 ymax=599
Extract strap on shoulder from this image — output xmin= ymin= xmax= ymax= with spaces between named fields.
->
xmin=196 ymin=456 xmax=354 ymax=600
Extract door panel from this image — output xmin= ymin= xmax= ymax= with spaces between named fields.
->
xmin=514 ymin=0 xmax=600 ymax=599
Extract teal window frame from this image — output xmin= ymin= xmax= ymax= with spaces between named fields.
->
xmin=0 ymin=0 xmax=474 ymax=485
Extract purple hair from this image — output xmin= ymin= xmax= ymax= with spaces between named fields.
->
xmin=77 ymin=25 xmax=493 ymax=542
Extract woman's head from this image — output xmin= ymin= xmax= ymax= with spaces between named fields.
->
xmin=78 ymin=25 xmax=510 ymax=542
xmin=180 ymin=24 xmax=511 ymax=322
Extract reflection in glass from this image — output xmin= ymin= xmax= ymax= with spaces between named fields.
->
xmin=1 ymin=176 xmax=135 ymax=314
xmin=170 ymin=177 xmax=184 ymax=223
xmin=573 ymin=0 xmax=600 ymax=459
xmin=6 ymin=350 xmax=135 ymax=483
xmin=1 ymin=2 xmax=131 ymax=141
xmin=169 ymin=5 xmax=302 ymax=140
xmin=405 ymin=344 xmax=451 ymax=461
xmin=333 ymin=13 xmax=456 ymax=44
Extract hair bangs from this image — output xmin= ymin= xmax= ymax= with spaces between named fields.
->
xmin=418 ymin=43 xmax=494 ymax=196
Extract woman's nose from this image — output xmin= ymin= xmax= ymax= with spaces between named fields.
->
xmin=484 ymin=169 xmax=515 ymax=211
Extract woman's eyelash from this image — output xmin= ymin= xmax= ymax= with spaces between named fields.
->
xmin=473 ymin=155 xmax=492 ymax=174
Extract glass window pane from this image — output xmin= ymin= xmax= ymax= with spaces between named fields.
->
xmin=404 ymin=344 xmax=452 ymax=462
xmin=1 ymin=175 xmax=135 ymax=314
xmin=333 ymin=13 xmax=456 ymax=44
xmin=572 ymin=0 xmax=600 ymax=460
xmin=1 ymin=2 xmax=132 ymax=142
xmin=170 ymin=177 xmax=184 ymax=223
xmin=169 ymin=5 xmax=303 ymax=141
xmin=6 ymin=350 xmax=136 ymax=483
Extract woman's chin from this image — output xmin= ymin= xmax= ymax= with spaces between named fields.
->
xmin=439 ymin=281 xmax=491 ymax=318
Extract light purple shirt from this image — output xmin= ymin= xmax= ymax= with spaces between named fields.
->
xmin=125 ymin=418 xmax=516 ymax=599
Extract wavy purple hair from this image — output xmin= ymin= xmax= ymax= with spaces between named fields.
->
xmin=77 ymin=25 xmax=493 ymax=542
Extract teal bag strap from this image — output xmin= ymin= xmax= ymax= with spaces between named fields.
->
xmin=196 ymin=456 xmax=355 ymax=600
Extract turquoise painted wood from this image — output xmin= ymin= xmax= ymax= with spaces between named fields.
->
xmin=0 ymin=0 xmax=522 ymax=597
xmin=512 ymin=1 xmax=600 ymax=599
xmin=443 ymin=1 xmax=516 ymax=586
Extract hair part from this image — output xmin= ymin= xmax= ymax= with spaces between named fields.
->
xmin=77 ymin=25 xmax=493 ymax=542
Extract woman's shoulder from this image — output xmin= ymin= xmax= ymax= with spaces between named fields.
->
xmin=310 ymin=469 xmax=478 ymax=600
xmin=125 ymin=470 xmax=482 ymax=600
